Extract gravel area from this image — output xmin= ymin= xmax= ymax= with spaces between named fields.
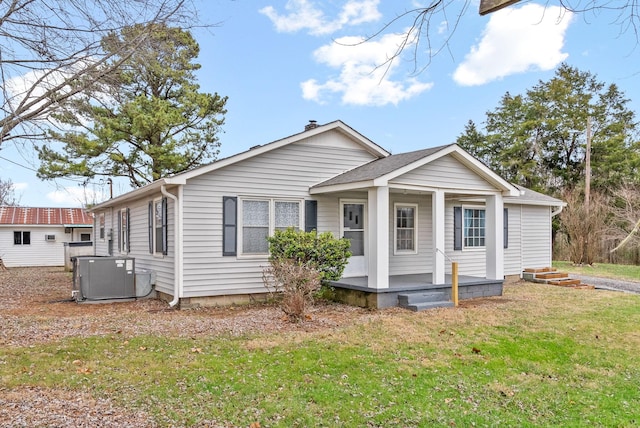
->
xmin=572 ymin=274 xmax=640 ymax=294
xmin=0 ymin=267 xmax=379 ymax=427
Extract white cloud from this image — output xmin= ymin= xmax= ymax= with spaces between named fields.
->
xmin=12 ymin=182 xmax=29 ymax=191
xmin=453 ymin=4 xmax=573 ymax=86
xmin=47 ymin=186 xmax=105 ymax=207
xmin=301 ymin=32 xmax=434 ymax=106
xmin=260 ymin=0 xmax=381 ymax=36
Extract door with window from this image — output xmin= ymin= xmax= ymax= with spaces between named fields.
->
xmin=341 ymin=201 xmax=367 ymax=277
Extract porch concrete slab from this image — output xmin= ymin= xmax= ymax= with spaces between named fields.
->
xmin=329 ymin=273 xmax=503 ymax=309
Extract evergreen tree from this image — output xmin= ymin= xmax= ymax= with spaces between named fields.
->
xmin=456 ymin=64 xmax=640 ymax=195
xmin=37 ymin=24 xmax=227 ymax=188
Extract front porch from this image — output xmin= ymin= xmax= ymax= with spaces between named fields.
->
xmin=330 ymin=273 xmax=504 ymax=309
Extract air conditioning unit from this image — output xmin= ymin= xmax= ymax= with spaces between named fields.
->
xmin=45 ymin=234 xmax=56 ymax=241
xmin=72 ymin=256 xmax=136 ymax=302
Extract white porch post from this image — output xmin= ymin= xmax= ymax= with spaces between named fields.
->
xmin=367 ymin=186 xmax=389 ymax=289
xmin=432 ymin=189 xmax=446 ymax=284
xmin=485 ymin=194 xmax=504 ymax=280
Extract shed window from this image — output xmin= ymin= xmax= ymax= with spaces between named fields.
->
xmin=13 ymin=231 xmax=31 ymax=245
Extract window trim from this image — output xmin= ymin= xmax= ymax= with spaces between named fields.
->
xmin=394 ymin=203 xmax=418 ymax=255
xmin=237 ymin=197 xmax=303 ymax=257
xmin=462 ymin=205 xmax=486 ymax=250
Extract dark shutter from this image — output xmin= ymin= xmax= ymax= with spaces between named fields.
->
xmin=305 ymin=200 xmax=317 ymax=232
xmin=117 ymin=211 xmax=122 ymax=252
xmin=453 ymin=206 xmax=462 ymax=250
xmin=223 ymin=196 xmax=237 ymax=256
xmin=162 ymin=197 xmax=168 ymax=255
xmin=148 ymin=202 xmax=153 ymax=254
xmin=503 ymin=207 xmax=509 ymax=249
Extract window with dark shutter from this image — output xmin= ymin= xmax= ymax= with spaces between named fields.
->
xmin=453 ymin=206 xmax=462 ymax=250
xmin=223 ymin=196 xmax=237 ymax=256
xmin=305 ymin=200 xmax=317 ymax=232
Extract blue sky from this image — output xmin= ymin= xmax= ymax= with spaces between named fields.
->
xmin=2 ymin=0 xmax=640 ymax=207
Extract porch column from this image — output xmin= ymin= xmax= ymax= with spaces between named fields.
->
xmin=485 ymin=194 xmax=504 ymax=280
xmin=368 ymin=186 xmax=389 ymax=289
xmin=432 ymin=189 xmax=446 ymax=284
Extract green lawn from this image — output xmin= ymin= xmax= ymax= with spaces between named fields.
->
xmin=553 ymin=260 xmax=640 ymax=282
xmin=2 ymin=282 xmax=640 ymax=426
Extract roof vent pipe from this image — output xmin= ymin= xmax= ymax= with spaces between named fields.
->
xmin=305 ymin=120 xmax=318 ymax=131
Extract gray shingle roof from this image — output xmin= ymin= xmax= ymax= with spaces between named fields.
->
xmin=508 ymin=184 xmax=564 ymax=205
xmin=313 ymin=144 xmax=454 ymax=188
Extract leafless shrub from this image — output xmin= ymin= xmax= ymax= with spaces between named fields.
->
xmin=262 ymin=259 xmax=322 ymax=322
xmin=560 ymin=189 xmax=609 ymax=265
xmin=606 ymin=183 xmax=640 ymax=261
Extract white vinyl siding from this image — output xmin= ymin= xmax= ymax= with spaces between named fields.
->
xmin=179 ymin=131 xmax=379 ymax=297
xmin=503 ymin=204 xmax=522 ymax=275
xmin=392 ymin=155 xmax=496 ymax=192
xmin=0 ymin=226 xmax=73 ymax=267
xmin=521 ymin=205 xmax=553 ymax=270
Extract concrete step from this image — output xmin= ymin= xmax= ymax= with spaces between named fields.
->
xmin=398 ymin=291 xmax=447 ymax=306
xmin=405 ymin=301 xmax=455 ymax=312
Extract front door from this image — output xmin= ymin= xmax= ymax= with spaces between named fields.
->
xmin=341 ymin=201 xmax=367 ymax=277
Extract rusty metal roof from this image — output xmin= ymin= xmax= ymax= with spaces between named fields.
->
xmin=0 ymin=207 xmax=93 ymax=226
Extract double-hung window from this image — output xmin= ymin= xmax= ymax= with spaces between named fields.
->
xmin=394 ymin=204 xmax=417 ymax=254
xmin=119 ymin=208 xmax=130 ymax=253
xmin=464 ymin=208 xmax=485 ymax=248
xmin=148 ymin=198 xmax=167 ymax=255
xmin=240 ymin=198 xmax=301 ymax=255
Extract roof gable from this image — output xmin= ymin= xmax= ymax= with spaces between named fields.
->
xmin=90 ymin=120 xmax=390 ymax=211
xmin=0 ymin=207 xmax=93 ymax=226
xmin=312 ymin=144 xmax=520 ymax=196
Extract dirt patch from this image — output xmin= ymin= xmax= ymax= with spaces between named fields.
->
xmin=0 ymin=267 xmax=380 ymax=427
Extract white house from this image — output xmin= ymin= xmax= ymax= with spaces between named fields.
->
xmin=0 ymin=207 xmax=93 ymax=267
xmin=89 ymin=121 xmax=564 ymax=309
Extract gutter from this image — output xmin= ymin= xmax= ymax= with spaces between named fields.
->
xmin=161 ymin=185 xmax=182 ymax=308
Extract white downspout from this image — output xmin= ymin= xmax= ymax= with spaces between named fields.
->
xmin=551 ymin=205 xmax=564 ymax=217
xmin=161 ymin=185 xmax=181 ymax=307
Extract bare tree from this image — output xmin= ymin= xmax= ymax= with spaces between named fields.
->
xmin=608 ymin=183 xmax=640 ymax=255
xmin=559 ymin=188 xmax=609 ymax=265
xmin=0 ymin=0 xmax=199 ymax=146
xmin=360 ymin=1 xmax=640 ymax=75
xmin=0 ymin=177 xmax=19 ymax=205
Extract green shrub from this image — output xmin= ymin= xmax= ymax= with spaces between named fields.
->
xmin=267 ymin=228 xmax=351 ymax=283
